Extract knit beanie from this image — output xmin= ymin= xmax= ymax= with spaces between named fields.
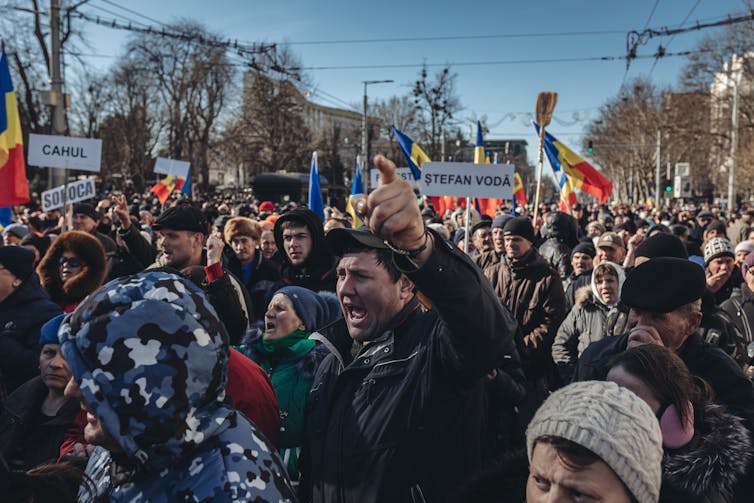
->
xmin=502 ymin=217 xmax=535 ymax=243
xmin=704 ymin=237 xmax=734 ymax=265
xmin=0 ymin=245 xmax=35 ymax=282
xmin=492 ymin=214 xmax=514 ymax=230
xmin=40 ymin=314 xmax=67 ymax=346
xmin=526 ymin=381 xmax=663 ymax=503
xmin=634 ymin=233 xmax=688 ymax=260
xmin=734 ymin=240 xmax=754 ymax=256
xmin=571 ymin=242 xmax=596 ymax=259
xmin=275 ymin=286 xmax=342 ymax=332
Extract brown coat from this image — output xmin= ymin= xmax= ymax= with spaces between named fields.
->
xmin=37 ymin=231 xmax=107 ymax=308
xmin=484 ymin=249 xmax=566 ymax=378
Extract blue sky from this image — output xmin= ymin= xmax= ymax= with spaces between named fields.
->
xmin=74 ymin=0 xmax=748 ymax=162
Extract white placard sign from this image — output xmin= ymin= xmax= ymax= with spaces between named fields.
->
xmin=370 ymin=167 xmax=417 ymax=188
xmin=41 ymin=178 xmax=96 ymax=212
xmin=154 ymin=157 xmax=190 ymax=179
xmin=419 ymin=162 xmax=515 ymax=199
xmin=28 ymin=134 xmax=102 ymax=172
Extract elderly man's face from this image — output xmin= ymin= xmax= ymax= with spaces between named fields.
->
xmin=571 ymin=252 xmax=593 ymax=276
xmin=492 ymin=228 xmax=505 ymax=253
xmin=707 ymin=256 xmax=734 ymax=279
xmin=336 ymin=250 xmax=412 ymax=343
xmin=596 ymin=245 xmax=624 ymax=265
xmin=472 ymin=227 xmax=493 ymax=253
xmin=627 ymin=305 xmax=701 ymax=351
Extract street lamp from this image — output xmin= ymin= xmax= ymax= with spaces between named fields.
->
xmin=362 ymin=79 xmax=393 ymax=189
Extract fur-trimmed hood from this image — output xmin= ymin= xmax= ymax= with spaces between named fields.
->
xmin=663 ymin=404 xmax=752 ymax=498
xmin=37 ymin=230 xmax=107 ymax=307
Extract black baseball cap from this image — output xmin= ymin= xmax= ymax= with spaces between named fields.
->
xmin=153 ymin=205 xmax=209 ymax=235
xmin=326 ymin=227 xmax=389 ymax=256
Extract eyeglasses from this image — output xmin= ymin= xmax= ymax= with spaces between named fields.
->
xmin=58 ymin=256 xmax=84 ymax=268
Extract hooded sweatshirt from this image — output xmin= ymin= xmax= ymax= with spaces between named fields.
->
xmin=59 ymin=271 xmax=295 ymax=502
xmin=274 ymin=208 xmax=337 ymax=293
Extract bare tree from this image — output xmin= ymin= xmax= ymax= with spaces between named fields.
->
xmin=121 ymin=20 xmax=235 ymax=190
xmin=411 ymin=65 xmax=462 ymax=160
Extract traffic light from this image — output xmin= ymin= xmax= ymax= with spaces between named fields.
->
xmin=587 ymin=140 xmax=593 ymax=153
xmin=663 ymin=177 xmax=672 ymax=193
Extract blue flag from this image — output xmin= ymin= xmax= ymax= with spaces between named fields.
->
xmin=181 ymin=167 xmax=191 ymax=196
xmin=0 ymin=207 xmax=11 ymax=228
xmin=308 ymin=152 xmax=325 ymax=221
xmin=350 ymin=162 xmax=364 ymax=195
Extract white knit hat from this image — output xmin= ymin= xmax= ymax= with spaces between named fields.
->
xmin=526 ymin=381 xmax=663 ymax=503
xmin=704 ymin=237 xmax=734 ymax=265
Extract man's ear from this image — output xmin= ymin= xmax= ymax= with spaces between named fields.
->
xmin=398 ymin=274 xmax=415 ymax=300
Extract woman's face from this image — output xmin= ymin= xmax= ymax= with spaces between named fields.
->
xmin=595 ymin=273 xmax=619 ymax=305
xmin=605 ymin=364 xmax=661 ymax=414
xmin=39 ymin=343 xmax=72 ymax=391
xmin=59 ymin=251 xmax=84 ymax=282
xmin=527 ymin=442 xmax=633 ymax=503
xmin=264 ymin=293 xmax=304 ymax=341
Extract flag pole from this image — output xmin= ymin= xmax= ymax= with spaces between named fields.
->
xmin=533 ymin=92 xmax=558 ymax=225
xmin=463 ymin=197 xmax=471 ymax=253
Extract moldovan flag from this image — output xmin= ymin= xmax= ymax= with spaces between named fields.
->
xmin=473 ymin=121 xmax=499 ymax=218
xmin=533 ymin=122 xmax=612 ymax=212
xmin=513 ymin=172 xmax=527 ymax=207
xmin=150 ymin=175 xmax=185 ymax=204
xmin=345 ymin=162 xmax=364 ymax=228
xmin=392 ymin=125 xmax=455 ymax=216
xmin=0 ymin=41 xmax=29 ymax=206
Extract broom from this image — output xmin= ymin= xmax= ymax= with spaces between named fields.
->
xmin=533 ymin=92 xmax=558 ymax=225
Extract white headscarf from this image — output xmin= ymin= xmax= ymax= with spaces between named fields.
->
xmin=591 ymin=261 xmax=625 ymax=307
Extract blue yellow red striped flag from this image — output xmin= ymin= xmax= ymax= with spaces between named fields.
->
xmin=0 ymin=41 xmax=29 ymax=206
xmin=533 ymin=122 xmax=612 ymax=211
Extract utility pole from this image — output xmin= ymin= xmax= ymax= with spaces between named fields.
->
xmin=729 ymin=74 xmax=740 ymax=211
xmin=49 ymin=0 xmax=67 ymax=189
xmin=361 ymin=79 xmax=393 ymax=190
xmin=654 ymin=129 xmax=661 ymax=208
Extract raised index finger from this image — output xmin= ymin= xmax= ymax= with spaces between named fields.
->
xmin=374 ymin=155 xmax=397 ymax=186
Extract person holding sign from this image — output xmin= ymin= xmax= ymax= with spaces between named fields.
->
xmin=298 ymin=155 xmax=523 ymax=503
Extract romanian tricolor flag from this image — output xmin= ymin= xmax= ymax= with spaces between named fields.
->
xmin=533 ymin=122 xmax=612 ymax=212
xmin=345 ymin=162 xmax=364 ymax=228
xmin=0 ymin=42 xmax=29 ymax=206
xmin=392 ymin=126 xmax=455 ymax=216
xmin=473 ymin=122 xmax=499 ymax=218
xmin=150 ymin=175 xmax=185 ymax=204
xmin=513 ymin=172 xmax=527 ymax=207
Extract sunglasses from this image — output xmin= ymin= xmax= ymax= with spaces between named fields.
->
xmin=59 ymin=256 xmax=84 ymax=268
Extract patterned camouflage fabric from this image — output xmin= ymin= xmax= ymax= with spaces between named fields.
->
xmin=60 ymin=271 xmax=296 ymax=502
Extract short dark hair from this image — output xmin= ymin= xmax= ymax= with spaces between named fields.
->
xmin=534 ymin=435 xmax=600 ymax=469
xmin=336 ymin=245 xmax=402 ymax=283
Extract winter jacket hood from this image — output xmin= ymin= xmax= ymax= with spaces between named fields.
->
xmin=37 ymin=231 xmax=106 ymax=307
xmin=663 ymin=404 xmax=751 ymax=499
xmin=61 ymin=271 xmax=295 ymax=501
xmin=59 ymin=271 xmax=232 ymax=470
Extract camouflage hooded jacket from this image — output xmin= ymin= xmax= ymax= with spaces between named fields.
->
xmin=59 ymin=271 xmax=296 ymax=502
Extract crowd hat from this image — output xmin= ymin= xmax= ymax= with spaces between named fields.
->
xmin=620 ymin=257 xmax=705 ymax=312
xmin=704 ymin=238 xmax=734 ymax=265
xmin=526 ymin=381 xmax=663 ymax=503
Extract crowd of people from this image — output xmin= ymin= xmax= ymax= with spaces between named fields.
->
xmin=0 ymin=154 xmax=753 ymax=502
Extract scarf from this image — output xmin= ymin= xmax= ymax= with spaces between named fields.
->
xmin=261 ymin=329 xmax=314 ymax=355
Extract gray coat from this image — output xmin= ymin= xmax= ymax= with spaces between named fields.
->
xmin=552 ymin=286 xmax=627 ymax=383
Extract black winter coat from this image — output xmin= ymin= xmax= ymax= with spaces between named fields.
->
xmin=721 ymin=283 xmax=754 ymax=346
xmin=298 ymin=235 xmax=523 ymax=503
xmin=538 ymin=238 xmax=572 ymax=282
xmin=574 ymin=332 xmax=754 ymax=434
xmin=0 ymin=274 xmax=62 ymax=394
xmin=0 ymin=376 xmax=80 ymax=469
